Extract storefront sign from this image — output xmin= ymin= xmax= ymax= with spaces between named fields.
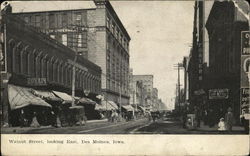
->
xmin=27 ymin=78 xmax=47 ymax=86
xmin=241 ymin=31 xmax=250 ymax=55
xmin=241 ymin=88 xmax=249 ymax=108
xmin=240 ymin=31 xmax=250 ymax=115
xmin=208 ymin=89 xmax=229 ymax=99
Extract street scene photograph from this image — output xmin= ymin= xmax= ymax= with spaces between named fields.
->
xmin=0 ymin=0 xmax=249 ymax=135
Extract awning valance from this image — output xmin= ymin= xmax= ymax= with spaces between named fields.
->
xmin=31 ymin=90 xmax=62 ymax=102
xmin=122 ymin=105 xmax=134 ymax=112
xmin=52 ymin=91 xmax=72 ymax=104
xmin=8 ymin=85 xmax=52 ymax=110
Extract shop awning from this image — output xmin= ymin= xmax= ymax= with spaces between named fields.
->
xmin=95 ymin=101 xmax=117 ymax=111
xmin=8 ymin=85 xmax=52 ymax=110
xmin=31 ymin=90 xmax=62 ymax=102
xmin=78 ymin=97 xmax=96 ymax=105
xmin=138 ymin=106 xmax=146 ymax=112
xmin=52 ymin=91 xmax=72 ymax=104
xmin=122 ymin=105 xmax=134 ymax=112
xmin=108 ymin=101 xmax=118 ymax=110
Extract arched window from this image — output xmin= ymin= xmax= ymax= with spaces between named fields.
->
xmin=8 ymin=39 xmax=15 ymax=73
xmin=15 ymin=42 xmax=23 ymax=74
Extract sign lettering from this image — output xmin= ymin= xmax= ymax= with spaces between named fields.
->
xmin=209 ymin=89 xmax=229 ymax=99
xmin=27 ymin=78 xmax=47 ymax=86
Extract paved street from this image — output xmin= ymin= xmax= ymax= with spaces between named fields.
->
xmin=1 ymin=117 xmax=246 ymax=134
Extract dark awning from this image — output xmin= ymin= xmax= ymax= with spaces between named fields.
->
xmin=8 ymin=85 xmax=52 ymax=110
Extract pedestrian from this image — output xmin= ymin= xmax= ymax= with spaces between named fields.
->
xmin=19 ymin=109 xmax=26 ymax=128
xmin=240 ymin=109 xmax=249 ymax=134
xmin=225 ymin=107 xmax=234 ymax=132
xmin=208 ymin=108 xmax=215 ymax=127
xmin=111 ymin=110 xmax=115 ymax=122
xmin=194 ymin=106 xmax=201 ymax=128
xmin=30 ymin=112 xmax=40 ymax=128
xmin=218 ymin=118 xmax=226 ymax=133
xmin=182 ymin=109 xmax=187 ymax=128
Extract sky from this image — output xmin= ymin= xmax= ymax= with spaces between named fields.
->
xmin=8 ymin=0 xmax=195 ymax=110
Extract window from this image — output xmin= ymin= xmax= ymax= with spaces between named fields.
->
xmin=35 ymin=15 xmax=40 ymax=27
xmin=49 ymin=14 xmax=55 ymax=29
xmin=111 ymin=23 xmax=114 ymax=34
xmin=24 ymin=16 xmax=29 ymax=23
xmin=62 ymin=13 xmax=67 ymax=27
xmin=106 ymin=17 xmax=110 ymax=28
xmin=62 ymin=34 xmax=67 ymax=46
xmin=75 ymin=13 xmax=82 ymax=25
xmin=78 ymin=34 xmax=82 ymax=48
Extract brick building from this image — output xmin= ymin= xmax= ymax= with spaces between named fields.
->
xmin=13 ymin=0 xmax=131 ymax=106
xmin=0 ymin=6 xmax=101 ymax=125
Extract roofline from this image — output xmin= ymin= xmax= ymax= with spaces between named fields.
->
xmin=105 ymin=1 xmax=131 ymax=41
xmin=12 ymin=8 xmax=96 ymax=15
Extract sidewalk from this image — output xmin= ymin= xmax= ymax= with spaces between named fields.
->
xmin=1 ymin=119 xmax=109 ymax=134
xmin=184 ymin=121 xmax=246 ymax=134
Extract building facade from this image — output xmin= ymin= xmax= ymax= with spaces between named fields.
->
xmin=0 ymin=6 xmax=102 ymax=125
xmin=13 ymin=0 xmax=131 ymax=106
xmin=205 ymin=0 xmax=249 ymax=122
xmin=129 ymin=69 xmax=145 ymax=108
xmin=132 ymin=75 xmax=154 ymax=108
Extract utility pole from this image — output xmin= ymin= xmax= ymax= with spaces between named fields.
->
xmin=174 ymin=63 xmax=183 ymax=114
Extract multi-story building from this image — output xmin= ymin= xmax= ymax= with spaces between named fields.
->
xmin=205 ymin=0 xmax=249 ymax=122
xmin=13 ymin=0 xmax=131 ymax=106
xmin=132 ymin=75 xmax=153 ymax=107
xmin=129 ymin=69 xmax=145 ymax=108
xmin=0 ymin=6 xmax=102 ymax=125
xmin=152 ymin=88 xmax=158 ymax=110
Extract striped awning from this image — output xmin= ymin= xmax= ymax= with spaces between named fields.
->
xmin=78 ymin=97 xmax=96 ymax=105
xmin=31 ymin=89 xmax=62 ymax=102
xmin=8 ymin=85 xmax=51 ymax=110
xmin=122 ymin=105 xmax=134 ymax=112
xmin=95 ymin=100 xmax=117 ymax=111
xmin=52 ymin=91 xmax=72 ymax=104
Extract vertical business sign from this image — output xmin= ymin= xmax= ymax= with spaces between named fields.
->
xmin=240 ymin=31 xmax=250 ymax=114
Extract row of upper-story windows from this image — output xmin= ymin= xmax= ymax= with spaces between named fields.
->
xmin=106 ymin=16 xmax=129 ymax=52
xmin=22 ymin=12 xmax=85 ymax=30
xmin=6 ymin=40 xmax=101 ymax=94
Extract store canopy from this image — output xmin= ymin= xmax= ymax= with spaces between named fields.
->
xmin=137 ymin=106 xmax=146 ymax=112
xmin=32 ymin=90 xmax=62 ymax=102
xmin=78 ymin=97 xmax=96 ymax=105
xmin=8 ymin=85 xmax=52 ymax=110
xmin=52 ymin=91 xmax=72 ymax=104
xmin=95 ymin=100 xmax=117 ymax=111
xmin=122 ymin=105 xmax=134 ymax=112
xmin=108 ymin=101 xmax=118 ymax=110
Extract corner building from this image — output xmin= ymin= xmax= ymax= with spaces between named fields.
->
xmin=14 ymin=0 xmax=131 ymax=106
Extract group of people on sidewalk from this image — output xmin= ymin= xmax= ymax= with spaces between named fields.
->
xmin=182 ymin=106 xmax=249 ymax=134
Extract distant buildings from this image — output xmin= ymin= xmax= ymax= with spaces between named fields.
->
xmin=129 ymin=73 xmax=165 ymax=111
xmin=13 ymin=0 xmax=131 ymax=106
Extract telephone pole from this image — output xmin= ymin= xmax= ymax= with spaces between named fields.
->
xmin=174 ymin=63 xmax=183 ymax=114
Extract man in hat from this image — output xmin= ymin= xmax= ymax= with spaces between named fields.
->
xmin=225 ymin=107 xmax=234 ymax=132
